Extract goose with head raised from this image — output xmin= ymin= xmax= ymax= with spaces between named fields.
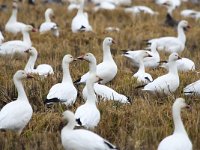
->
xmin=61 ymin=110 xmax=118 ymax=150
xmin=0 ymin=70 xmax=33 ymax=135
xmin=147 ymin=20 xmax=190 ymax=54
xmin=158 ymin=98 xmax=192 ymax=150
xmin=44 ymin=54 xmax=77 ymax=106
xmin=39 ymin=8 xmax=59 ymax=37
xmin=24 ymin=47 xmax=54 ymax=77
xmin=5 ymin=1 xmax=26 ymax=35
xmin=0 ymin=25 xmax=36 ymax=56
xmin=142 ymin=53 xmax=181 ymax=95
xmin=75 ymin=37 xmax=117 ymax=84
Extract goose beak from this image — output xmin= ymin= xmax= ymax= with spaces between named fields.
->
xmin=27 ymin=74 xmax=34 ymax=79
xmin=77 ymin=55 xmax=84 ymax=60
xmin=186 ymin=104 xmax=192 ymax=111
xmin=112 ymin=40 xmax=116 ymax=44
xmin=52 ymin=15 xmax=55 ymax=19
xmin=147 ymin=54 xmax=152 ymax=57
xmin=178 ymin=56 xmax=182 ymax=60
xmin=98 ymin=77 xmax=103 ymax=84
xmin=32 ymin=28 xmax=38 ymax=32
xmin=24 ymin=49 xmax=30 ymax=53
xmin=73 ymin=58 xmax=77 ymax=61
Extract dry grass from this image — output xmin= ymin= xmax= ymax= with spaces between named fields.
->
xmin=0 ymin=0 xmax=200 ymax=149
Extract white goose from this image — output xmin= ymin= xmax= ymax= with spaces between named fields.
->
xmin=61 ymin=110 xmax=118 ymax=150
xmin=5 ymin=1 xmax=26 ymax=35
xmin=75 ymin=71 xmax=101 ymax=129
xmin=78 ymin=53 xmax=130 ymax=104
xmin=124 ymin=6 xmax=158 ymax=16
xmin=45 ymin=55 xmax=77 ymax=106
xmin=0 ymin=70 xmax=33 ymax=135
xmin=158 ymin=98 xmax=192 ymax=150
xmin=122 ymin=41 xmax=160 ymax=68
xmin=0 ymin=25 xmax=35 ymax=56
xmin=75 ymin=37 xmax=117 ymax=84
xmin=71 ymin=0 xmax=92 ymax=33
xmin=183 ymin=80 xmax=200 ymax=96
xmin=94 ymin=1 xmax=117 ymax=11
xmin=39 ymin=8 xmax=59 ymax=37
xmin=143 ymin=53 xmax=181 ymax=95
xmin=147 ymin=20 xmax=190 ymax=54
xmin=24 ymin=47 xmax=54 ymax=77
xmin=133 ymin=51 xmax=153 ymax=84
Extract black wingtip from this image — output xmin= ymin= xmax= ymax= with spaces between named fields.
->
xmin=135 ymin=84 xmax=146 ymax=89
xmin=44 ymin=98 xmax=60 ymax=105
xmin=76 ymin=118 xmax=82 ymax=126
xmin=144 ymin=77 xmax=152 ymax=83
xmin=104 ymin=141 xmax=118 ymax=149
xmin=121 ymin=50 xmax=129 ymax=54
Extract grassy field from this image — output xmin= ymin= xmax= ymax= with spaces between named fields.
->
xmin=0 ymin=0 xmax=200 ymax=149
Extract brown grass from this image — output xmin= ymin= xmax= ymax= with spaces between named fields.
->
xmin=0 ymin=0 xmax=200 ymax=149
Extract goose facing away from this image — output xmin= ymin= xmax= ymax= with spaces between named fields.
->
xmin=143 ymin=53 xmax=181 ymax=95
xmin=61 ymin=110 xmax=118 ymax=150
xmin=0 ymin=25 xmax=36 ymax=56
xmin=158 ymin=98 xmax=192 ymax=150
xmin=39 ymin=8 xmax=59 ymax=37
xmin=0 ymin=70 xmax=33 ymax=135
xmin=45 ymin=54 xmax=77 ymax=106
xmin=5 ymin=1 xmax=26 ymax=35
xmin=74 ymin=37 xmax=117 ymax=84
xmin=24 ymin=47 xmax=54 ymax=77
xmin=75 ymin=74 xmax=101 ymax=129
xmin=147 ymin=20 xmax=190 ymax=54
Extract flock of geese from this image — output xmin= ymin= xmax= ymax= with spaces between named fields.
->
xmin=0 ymin=0 xmax=198 ymax=149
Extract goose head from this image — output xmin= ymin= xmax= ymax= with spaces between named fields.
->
xmin=139 ymin=50 xmax=152 ymax=59
xmin=178 ymin=20 xmax=190 ymax=31
xmin=173 ymin=98 xmax=190 ymax=110
xmin=62 ymin=110 xmax=75 ymax=121
xmin=103 ymin=37 xmax=115 ymax=46
xmin=24 ymin=47 xmax=38 ymax=56
xmin=45 ymin=8 xmax=54 ymax=19
xmin=63 ymin=54 xmax=76 ymax=64
xmin=168 ymin=52 xmax=181 ymax=62
xmin=12 ymin=1 xmax=18 ymax=9
xmin=14 ymin=70 xmax=34 ymax=80
xmin=22 ymin=25 xmax=37 ymax=32
xmin=77 ymin=53 xmax=96 ymax=63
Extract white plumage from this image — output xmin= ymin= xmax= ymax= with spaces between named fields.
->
xmin=0 ymin=31 xmax=4 ymax=44
xmin=184 ymin=80 xmax=200 ymax=96
xmin=125 ymin=6 xmax=158 ymax=15
xmin=143 ymin=53 xmax=181 ymax=95
xmin=147 ymin=20 xmax=190 ymax=54
xmin=24 ymin=47 xmax=54 ymax=77
xmin=75 ymin=37 xmax=117 ymax=84
xmin=61 ymin=110 xmax=118 ymax=150
xmin=0 ymin=70 xmax=33 ymax=135
xmin=45 ymin=55 xmax=77 ymax=106
xmin=39 ymin=8 xmax=59 ymax=37
xmin=158 ymin=98 xmax=192 ymax=150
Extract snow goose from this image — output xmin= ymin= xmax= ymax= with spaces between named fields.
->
xmin=5 ymin=1 xmax=26 ymax=35
xmin=0 ymin=31 xmax=4 ymax=44
xmin=133 ymin=51 xmax=153 ymax=84
xmin=0 ymin=70 xmax=33 ymax=135
xmin=0 ymin=25 xmax=36 ymax=56
xmin=162 ymin=0 xmax=178 ymax=27
xmin=39 ymin=8 xmax=59 ymax=37
xmin=158 ymin=98 xmax=192 ymax=150
xmin=24 ymin=47 xmax=54 ymax=77
xmin=75 ymin=73 xmax=101 ymax=129
xmin=181 ymin=9 xmax=198 ymax=18
xmin=44 ymin=55 xmax=77 ymax=106
xmin=183 ymin=80 xmax=200 ymax=96
xmin=71 ymin=0 xmax=93 ymax=33
xmin=122 ymin=41 xmax=160 ymax=68
xmin=94 ymin=1 xmax=117 ymax=11
xmin=61 ymin=110 xmax=118 ymax=150
xmin=160 ymin=57 xmax=195 ymax=72
xmin=142 ymin=53 xmax=181 ymax=95
xmin=75 ymin=37 xmax=117 ymax=84
xmin=147 ymin=20 xmax=190 ymax=54
xmin=156 ymin=0 xmax=181 ymax=7
xmin=124 ymin=6 xmax=158 ymax=16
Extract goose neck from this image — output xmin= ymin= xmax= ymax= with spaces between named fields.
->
xmin=22 ymin=31 xmax=32 ymax=46
xmin=8 ymin=8 xmax=17 ymax=22
xmin=167 ymin=6 xmax=174 ymax=16
xmin=168 ymin=61 xmax=178 ymax=75
xmin=86 ymin=78 xmax=97 ymax=104
xmin=173 ymin=106 xmax=187 ymax=135
xmin=14 ymin=78 xmax=28 ymax=101
xmin=78 ymin=0 xmax=84 ymax=14
xmin=137 ymin=59 xmax=145 ymax=74
xmin=89 ymin=60 xmax=97 ymax=74
xmin=45 ymin=12 xmax=51 ymax=22
xmin=62 ymin=63 xmax=73 ymax=84
xmin=177 ymin=26 xmax=186 ymax=44
xmin=24 ymin=53 xmax=37 ymax=72
xmin=103 ymin=44 xmax=113 ymax=62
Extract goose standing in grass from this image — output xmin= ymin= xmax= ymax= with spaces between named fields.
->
xmin=158 ymin=98 xmax=192 ymax=150
xmin=122 ymin=41 xmax=160 ymax=68
xmin=39 ymin=8 xmax=59 ymax=37
xmin=0 ymin=70 xmax=33 ymax=135
xmin=147 ymin=20 xmax=190 ymax=54
xmin=75 ymin=72 xmax=101 ymax=129
xmin=142 ymin=53 xmax=181 ymax=95
xmin=133 ymin=51 xmax=153 ymax=84
xmin=71 ymin=0 xmax=92 ymax=33
xmin=5 ymin=1 xmax=26 ymax=35
xmin=44 ymin=55 xmax=77 ymax=106
xmin=74 ymin=37 xmax=117 ymax=84
xmin=78 ymin=53 xmax=130 ymax=104
xmin=0 ymin=25 xmax=36 ymax=56
xmin=24 ymin=47 xmax=54 ymax=77
xmin=183 ymin=80 xmax=200 ymax=96
xmin=61 ymin=110 xmax=118 ymax=150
